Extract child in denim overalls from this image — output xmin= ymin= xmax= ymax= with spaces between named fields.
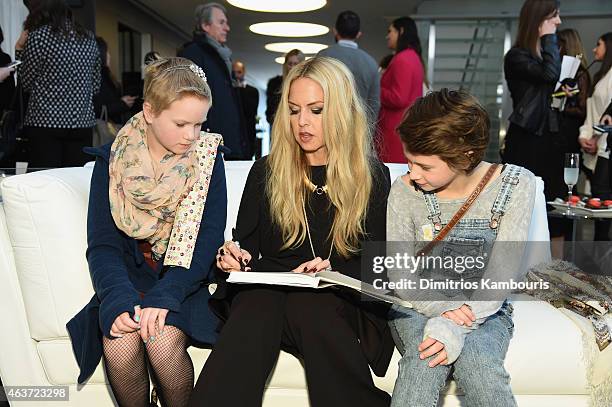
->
xmin=386 ymin=89 xmax=539 ymax=406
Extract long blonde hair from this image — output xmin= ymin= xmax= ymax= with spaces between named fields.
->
xmin=266 ymin=57 xmax=374 ymax=258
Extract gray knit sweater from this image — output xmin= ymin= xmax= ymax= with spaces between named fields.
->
xmin=387 ymin=164 xmax=538 ymax=362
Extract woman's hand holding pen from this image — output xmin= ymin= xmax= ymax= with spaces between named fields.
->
xmin=216 ymin=241 xmax=252 ymax=272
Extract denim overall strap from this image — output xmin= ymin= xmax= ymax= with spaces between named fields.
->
xmin=422 ymin=192 xmax=443 ymax=231
xmin=489 ymin=164 xmax=522 ymax=229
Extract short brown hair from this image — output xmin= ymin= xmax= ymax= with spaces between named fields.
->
xmin=143 ymin=57 xmax=212 ymax=115
xmin=397 ymin=88 xmax=490 ymax=172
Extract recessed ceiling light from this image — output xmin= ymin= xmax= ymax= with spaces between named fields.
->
xmin=275 ymin=56 xmax=313 ymax=64
xmin=250 ymin=22 xmax=329 ymax=37
xmin=265 ymin=42 xmax=328 ymax=54
xmin=228 ymin=0 xmax=326 ymax=13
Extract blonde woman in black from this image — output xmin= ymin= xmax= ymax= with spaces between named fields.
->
xmin=190 ymin=57 xmax=392 ymax=407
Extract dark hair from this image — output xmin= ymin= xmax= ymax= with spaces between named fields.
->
xmin=335 ymin=10 xmax=360 ymax=39
xmin=391 ymin=16 xmax=428 ymax=86
xmin=592 ymin=32 xmax=612 ymax=96
xmin=397 ymin=88 xmax=490 ymax=172
xmin=95 ymin=36 xmax=119 ymax=89
xmin=0 ymin=25 xmax=4 ymax=45
xmin=95 ymin=36 xmax=108 ymax=66
xmin=24 ymin=0 xmax=86 ymax=37
xmin=379 ymin=54 xmax=393 ymax=70
xmin=144 ymin=51 xmax=161 ymax=65
xmin=515 ymin=0 xmax=560 ymax=57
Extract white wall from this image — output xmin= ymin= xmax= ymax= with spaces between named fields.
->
xmin=95 ymin=0 xmax=188 ymax=81
xmin=0 ymin=0 xmax=29 ymax=62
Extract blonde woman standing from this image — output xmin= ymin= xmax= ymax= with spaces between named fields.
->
xmin=190 ymin=57 xmax=392 ymax=407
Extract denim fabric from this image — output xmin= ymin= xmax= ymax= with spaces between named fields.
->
xmin=388 ymin=165 xmax=522 ymax=406
xmin=389 ymin=303 xmax=516 ymax=407
xmin=424 ymin=218 xmax=497 ymax=290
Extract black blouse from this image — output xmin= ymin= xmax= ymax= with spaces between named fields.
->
xmin=213 ymin=156 xmax=395 ymax=376
xmin=234 ymin=157 xmax=390 ymax=280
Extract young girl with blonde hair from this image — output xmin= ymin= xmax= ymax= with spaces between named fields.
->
xmin=68 ymin=57 xmax=227 ymax=407
xmin=190 ymin=57 xmax=392 ymax=407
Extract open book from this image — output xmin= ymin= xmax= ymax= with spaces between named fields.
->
xmin=226 ymin=270 xmax=413 ymax=308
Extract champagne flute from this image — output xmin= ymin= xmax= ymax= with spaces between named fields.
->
xmin=564 ymin=153 xmax=580 ymax=215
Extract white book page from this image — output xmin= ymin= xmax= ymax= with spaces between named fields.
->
xmin=226 ymin=270 xmax=413 ymax=307
xmin=555 ymin=55 xmax=581 ymax=90
xmin=226 ymin=271 xmax=321 ymax=288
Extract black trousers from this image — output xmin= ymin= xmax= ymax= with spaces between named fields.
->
xmin=23 ymin=126 xmax=93 ymax=169
xmin=504 ymin=124 xmax=571 ymax=238
xmin=591 ymin=157 xmax=611 ymax=240
xmin=189 ymin=287 xmax=390 ymax=407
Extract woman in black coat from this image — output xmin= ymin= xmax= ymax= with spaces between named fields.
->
xmin=503 ymin=0 xmax=567 ymax=243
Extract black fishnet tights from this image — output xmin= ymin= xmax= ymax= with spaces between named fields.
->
xmin=103 ymin=326 xmax=194 ymax=407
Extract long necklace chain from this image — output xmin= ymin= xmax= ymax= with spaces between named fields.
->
xmin=302 ymin=196 xmax=333 ymax=261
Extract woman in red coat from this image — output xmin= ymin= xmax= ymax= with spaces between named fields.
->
xmin=377 ymin=17 xmax=426 ymax=163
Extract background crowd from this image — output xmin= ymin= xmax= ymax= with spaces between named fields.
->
xmin=0 ymin=0 xmax=611 ymax=244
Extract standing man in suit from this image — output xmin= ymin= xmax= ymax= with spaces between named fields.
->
xmin=179 ymin=2 xmax=247 ymax=159
xmin=233 ymin=60 xmax=260 ymax=159
xmin=317 ymin=10 xmax=380 ymax=127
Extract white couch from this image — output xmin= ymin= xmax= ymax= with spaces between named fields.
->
xmin=0 ymin=161 xmax=610 ymax=407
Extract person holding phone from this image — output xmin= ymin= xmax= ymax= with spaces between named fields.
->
xmin=578 ymin=32 xmax=612 ymax=240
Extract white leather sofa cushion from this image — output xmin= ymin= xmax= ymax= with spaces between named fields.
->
xmin=2 ymin=168 xmax=95 ymax=341
xmin=0 ymin=161 xmax=595 ymax=400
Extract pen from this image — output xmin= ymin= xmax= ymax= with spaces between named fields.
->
xmin=231 ymin=228 xmax=251 ymax=271
xmin=552 ymin=89 xmax=580 ymax=98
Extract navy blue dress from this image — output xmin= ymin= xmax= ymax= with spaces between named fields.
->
xmin=67 ymin=143 xmax=227 ymax=383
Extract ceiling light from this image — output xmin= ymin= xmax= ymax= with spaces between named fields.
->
xmin=275 ymin=56 xmax=313 ymax=64
xmin=228 ymin=0 xmax=326 ymax=13
xmin=265 ymin=42 xmax=328 ymax=54
xmin=250 ymin=22 xmax=329 ymax=37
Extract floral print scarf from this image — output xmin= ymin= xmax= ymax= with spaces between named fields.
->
xmin=108 ymin=112 xmax=198 ymax=261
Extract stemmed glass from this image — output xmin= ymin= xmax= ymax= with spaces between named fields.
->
xmin=564 ymin=153 xmax=580 ymax=215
